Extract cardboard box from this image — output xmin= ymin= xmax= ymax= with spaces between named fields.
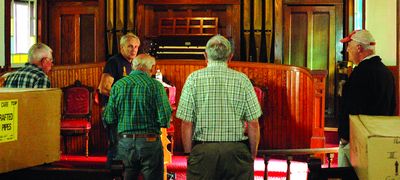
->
xmin=0 ymin=88 xmax=61 ymax=173
xmin=350 ymin=115 xmax=400 ymax=180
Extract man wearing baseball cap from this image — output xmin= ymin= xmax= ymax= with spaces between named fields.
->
xmin=338 ymin=29 xmax=396 ymax=167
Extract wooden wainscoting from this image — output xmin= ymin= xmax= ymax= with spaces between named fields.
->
xmin=48 ymin=60 xmax=326 ymax=154
xmin=155 ymin=60 xmax=326 ymax=150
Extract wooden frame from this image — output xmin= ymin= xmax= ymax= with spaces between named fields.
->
xmin=158 ymin=17 xmax=218 ymax=36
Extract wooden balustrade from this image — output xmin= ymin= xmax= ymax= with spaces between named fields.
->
xmin=47 ymin=60 xmax=326 ymax=154
xmin=258 ymin=147 xmax=339 ymax=180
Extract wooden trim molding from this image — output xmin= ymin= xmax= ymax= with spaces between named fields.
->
xmin=397 ymin=0 xmax=400 ymax=115
xmin=138 ymin=0 xmax=240 ymax=5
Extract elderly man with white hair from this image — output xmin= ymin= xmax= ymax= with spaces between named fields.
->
xmin=4 ymin=43 xmax=53 ymax=88
xmin=338 ymin=29 xmax=396 ymax=167
xmin=177 ymin=35 xmax=262 ymax=180
xmin=103 ymin=54 xmax=172 ymax=180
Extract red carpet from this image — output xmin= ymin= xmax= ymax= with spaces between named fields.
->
xmin=56 ymin=155 xmax=308 ymax=179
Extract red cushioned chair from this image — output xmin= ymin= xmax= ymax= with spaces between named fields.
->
xmin=165 ymin=86 xmax=176 ymax=154
xmin=61 ymin=80 xmax=93 ymax=157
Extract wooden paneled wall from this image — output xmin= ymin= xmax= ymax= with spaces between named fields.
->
xmin=48 ymin=60 xmax=326 ymax=154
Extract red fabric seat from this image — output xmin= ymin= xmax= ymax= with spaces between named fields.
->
xmin=61 ymin=80 xmax=93 ymax=157
xmin=167 ymin=124 xmax=175 ymax=133
xmin=61 ymin=119 xmax=91 ymax=130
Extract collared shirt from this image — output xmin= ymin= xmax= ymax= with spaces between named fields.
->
xmin=176 ymin=60 xmax=262 ymax=142
xmin=104 ymin=70 xmax=172 ymax=135
xmin=4 ymin=63 xmax=50 ymax=88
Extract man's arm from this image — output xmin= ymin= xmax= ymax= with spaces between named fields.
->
xmin=98 ymin=73 xmax=114 ymax=96
xmin=247 ymin=119 xmax=260 ymax=159
xmin=181 ymin=120 xmax=193 ymax=154
xmin=155 ymin=83 xmax=172 ymax=128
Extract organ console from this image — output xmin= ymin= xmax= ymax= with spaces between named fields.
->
xmin=148 ymin=17 xmax=218 ymax=59
xmin=149 ymin=36 xmax=209 ymax=59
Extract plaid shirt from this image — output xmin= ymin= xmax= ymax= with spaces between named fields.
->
xmin=176 ymin=61 xmax=262 ymax=141
xmin=4 ymin=63 xmax=50 ymax=88
xmin=104 ymin=70 xmax=172 ymax=135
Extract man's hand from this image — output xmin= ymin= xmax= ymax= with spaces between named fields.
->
xmin=98 ymin=73 xmax=114 ymax=96
xmin=181 ymin=121 xmax=193 ymax=156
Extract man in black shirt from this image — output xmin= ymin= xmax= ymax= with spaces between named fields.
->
xmin=338 ymin=29 xmax=396 ymax=167
xmin=98 ymin=32 xmax=140 ymax=168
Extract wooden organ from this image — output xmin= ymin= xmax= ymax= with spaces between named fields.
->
xmin=137 ymin=0 xmax=241 ymax=59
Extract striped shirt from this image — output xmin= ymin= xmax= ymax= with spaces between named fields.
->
xmin=104 ymin=70 xmax=172 ymax=135
xmin=176 ymin=60 xmax=262 ymax=141
xmin=4 ymin=63 xmax=50 ymax=88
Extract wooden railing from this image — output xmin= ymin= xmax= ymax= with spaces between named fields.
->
xmin=46 ymin=60 xmax=326 ymax=154
xmin=258 ymin=147 xmax=339 ymax=180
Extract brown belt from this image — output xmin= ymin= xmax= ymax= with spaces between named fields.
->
xmin=120 ymin=134 xmax=158 ymax=138
xmin=194 ymin=140 xmax=248 ymax=145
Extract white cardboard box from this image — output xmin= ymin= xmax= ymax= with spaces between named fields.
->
xmin=350 ymin=115 xmax=400 ymax=180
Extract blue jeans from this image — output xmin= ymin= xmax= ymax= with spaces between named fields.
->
xmin=102 ymin=109 xmax=118 ymax=169
xmin=116 ymin=136 xmax=164 ymax=180
xmin=105 ymin=125 xmax=118 ymax=169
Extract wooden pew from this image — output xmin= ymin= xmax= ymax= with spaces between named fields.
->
xmin=48 ymin=60 xmax=326 ymax=154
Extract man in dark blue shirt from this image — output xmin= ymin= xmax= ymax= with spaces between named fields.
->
xmin=98 ymin=32 xmax=140 ymax=168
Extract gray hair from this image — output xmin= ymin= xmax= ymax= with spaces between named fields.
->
xmin=354 ymin=40 xmax=375 ymax=53
xmin=132 ymin=54 xmax=155 ymax=70
xmin=205 ymin=35 xmax=232 ymax=62
xmin=28 ymin=43 xmax=52 ymax=63
xmin=120 ymin=32 xmax=140 ymax=46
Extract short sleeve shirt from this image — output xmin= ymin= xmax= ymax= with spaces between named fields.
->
xmin=176 ymin=60 xmax=262 ymax=141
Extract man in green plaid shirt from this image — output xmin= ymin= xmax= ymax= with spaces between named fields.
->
xmin=104 ymin=54 xmax=172 ymax=180
xmin=177 ymin=35 xmax=262 ymax=180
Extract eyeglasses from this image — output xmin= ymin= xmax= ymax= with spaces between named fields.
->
xmin=42 ymin=57 xmax=54 ymax=63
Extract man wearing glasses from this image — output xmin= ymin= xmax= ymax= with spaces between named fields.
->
xmin=4 ymin=43 xmax=54 ymax=88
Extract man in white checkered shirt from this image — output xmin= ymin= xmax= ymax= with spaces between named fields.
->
xmin=177 ymin=35 xmax=262 ymax=180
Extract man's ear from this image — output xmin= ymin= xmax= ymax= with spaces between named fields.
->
xmin=204 ymin=52 xmax=208 ymax=64
xmin=356 ymin=44 xmax=363 ymax=52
